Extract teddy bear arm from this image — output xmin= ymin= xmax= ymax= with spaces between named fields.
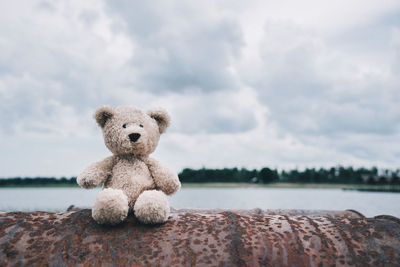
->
xmin=146 ymin=158 xmax=181 ymax=195
xmin=77 ymin=156 xmax=115 ymax=189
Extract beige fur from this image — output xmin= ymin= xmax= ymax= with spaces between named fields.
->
xmin=77 ymin=106 xmax=181 ymax=225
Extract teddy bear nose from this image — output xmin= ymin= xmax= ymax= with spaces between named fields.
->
xmin=128 ymin=133 xmax=141 ymax=142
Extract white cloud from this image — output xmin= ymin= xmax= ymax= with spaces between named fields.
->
xmin=0 ymin=0 xmax=399 ymax=176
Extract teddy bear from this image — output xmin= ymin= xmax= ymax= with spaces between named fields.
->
xmin=77 ymin=106 xmax=181 ymax=225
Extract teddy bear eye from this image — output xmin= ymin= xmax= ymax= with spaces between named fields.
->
xmin=122 ymin=124 xmax=127 ymax=128
xmin=139 ymin=124 xmax=144 ymax=128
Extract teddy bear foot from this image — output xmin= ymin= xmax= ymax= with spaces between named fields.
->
xmin=92 ymin=188 xmax=129 ymax=225
xmin=134 ymin=190 xmax=170 ymax=224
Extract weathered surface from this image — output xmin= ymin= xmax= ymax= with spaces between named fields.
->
xmin=0 ymin=209 xmax=399 ymax=266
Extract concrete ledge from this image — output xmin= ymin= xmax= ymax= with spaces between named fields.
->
xmin=1 ymin=209 xmax=399 ymax=266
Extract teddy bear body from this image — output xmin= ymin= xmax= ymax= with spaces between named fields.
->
xmin=77 ymin=106 xmax=181 ymax=225
xmin=104 ymin=156 xmax=155 ymax=205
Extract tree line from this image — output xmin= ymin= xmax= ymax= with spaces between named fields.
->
xmin=0 ymin=177 xmax=77 ymax=187
xmin=1 ymin=166 xmax=399 ymax=186
xmin=179 ymin=166 xmax=400 ymax=184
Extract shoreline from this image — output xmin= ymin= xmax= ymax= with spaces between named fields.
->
xmin=0 ymin=182 xmax=399 ymax=192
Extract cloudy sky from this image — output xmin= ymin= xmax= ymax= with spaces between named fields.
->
xmin=1 ymin=0 xmax=400 ymax=177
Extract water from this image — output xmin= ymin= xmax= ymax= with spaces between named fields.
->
xmin=0 ymin=187 xmax=399 ymax=218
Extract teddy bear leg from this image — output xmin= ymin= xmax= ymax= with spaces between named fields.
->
xmin=92 ymin=188 xmax=129 ymax=225
xmin=134 ymin=190 xmax=170 ymax=224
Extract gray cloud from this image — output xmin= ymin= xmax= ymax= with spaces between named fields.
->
xmin=246 ymin=20 xmax=400 ymax=141
xmin=105 ymin=0 xmax=243 ymax=93
xmin=168 ymin=92 xmax=258 ymax=134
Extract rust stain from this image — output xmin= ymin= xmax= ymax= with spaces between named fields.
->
xmin=0 ymin=209 xmax=399 ymax=266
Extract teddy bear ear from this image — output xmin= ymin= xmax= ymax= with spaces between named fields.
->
xmin=147 ymin=109 xmax=171 ymax=134
xmin=94 ymin=106 xmax=115 ymax=128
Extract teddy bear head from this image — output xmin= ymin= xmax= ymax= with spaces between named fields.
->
xmin=94 ymin=106 xmax=170 ymax=157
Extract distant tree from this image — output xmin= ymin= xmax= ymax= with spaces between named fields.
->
xmin=258 ymin=168 xmax=278 ymax=183
xmin=288 ymin=169 xmax=299 ymax=183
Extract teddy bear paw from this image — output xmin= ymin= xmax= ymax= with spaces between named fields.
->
xmin=77 ymin=175 xmax=98 ymax=189
xmin=92 ymin=188 xmax=129 ymax=225
xmin=134 ymin=190 xmax=170 ymax=224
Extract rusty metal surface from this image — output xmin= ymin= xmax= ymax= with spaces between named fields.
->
xmin=1 ymin=209 xmax=399 ymax=266
xmin=67 ymin=205 xmax=364 ymax=218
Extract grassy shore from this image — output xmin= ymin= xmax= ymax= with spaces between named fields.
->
xmin=1 ymin=182 xmax=399 ymax=192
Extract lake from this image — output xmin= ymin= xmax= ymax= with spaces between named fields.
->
xmin=0 ymin=187 xmax=399 ymax=218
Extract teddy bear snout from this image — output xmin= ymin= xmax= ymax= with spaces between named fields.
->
xmin=128 ymin=133 xmax=141 ymax=142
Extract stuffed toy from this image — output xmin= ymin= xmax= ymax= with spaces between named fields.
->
xmin=77 ymin=106 xmax=181 ymax=225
